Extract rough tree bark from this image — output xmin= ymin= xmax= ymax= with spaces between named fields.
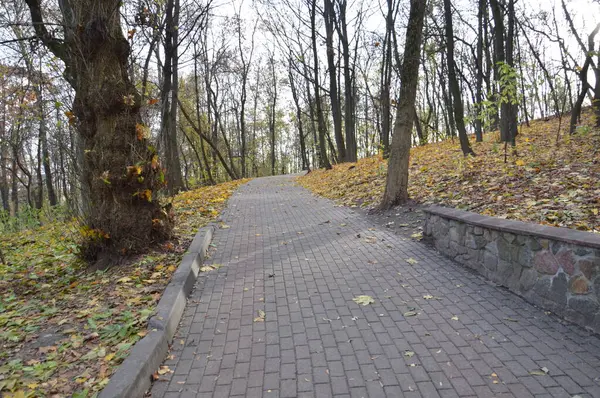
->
xmin=25 ymin=0 xmax=172 ymax=262
xmin=380 ymin=0 xmax=426 ymax=209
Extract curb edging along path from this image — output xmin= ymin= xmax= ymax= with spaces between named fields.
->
xmin=99 ymin=224 xmax=216 ymax=398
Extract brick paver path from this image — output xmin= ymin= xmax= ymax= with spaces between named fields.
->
xmin=151 ymin=176 xmax=600 ymax=398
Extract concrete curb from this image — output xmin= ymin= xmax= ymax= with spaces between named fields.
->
xmin=99 ymin=224 xmax=216 ymax=398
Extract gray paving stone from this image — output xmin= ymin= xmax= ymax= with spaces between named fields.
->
xmin=150 ymin=176 xmax=600 ymax=397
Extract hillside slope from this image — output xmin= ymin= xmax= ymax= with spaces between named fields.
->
xmin=299 ymin=111 xmax=599 ymax=232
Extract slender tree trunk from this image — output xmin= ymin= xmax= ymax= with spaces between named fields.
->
xmin=338 ymin=0 xmax=357 ymax=162
xmin=490 ymin=0 xmax=514 ymax=144
xmin=444 ymin=0 xmax=475 ymax=156
xmin=380 ymin=0 xmax=394 ymax=158
xmin=268 ymin=57 xmax=278 ymax=175
xmin=0 ymin=95 xmax=8 ymax=212
xmin=324 ymin=0 xmax=345 ymax=162
xmin=475 ymin=0 xmax=485 ymax=141
xmin=311 ymin=0 xmax=332 ymax=169
xmin=193 ymin=44 xmax=215 ymax=184
xmin=34 ymin=133 xmax=43 ymax=209
xmin=289 ymin=62 xmax=309 ymax=170
xmin=506 ymin=0 xmax=518 ymax=144
xmin=11 ymin=153 xmax=18 ymax=216
xmin=380 ymin=0 xmax=426 ymax=209
xmin=161 ymin=0 xmax=184 ymax=194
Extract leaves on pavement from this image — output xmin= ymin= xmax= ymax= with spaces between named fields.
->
xmin=352 ymin=295 xmax=375 ymax=306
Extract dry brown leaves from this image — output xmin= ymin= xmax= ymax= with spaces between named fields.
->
xmin=299 ymin=110 xmax=599 ymax=232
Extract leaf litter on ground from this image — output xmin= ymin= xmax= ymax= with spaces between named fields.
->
xmin=0 ymin=179 xmax=248 ymax=396
xmin=298 ymin=109 xmax=600 ymax=233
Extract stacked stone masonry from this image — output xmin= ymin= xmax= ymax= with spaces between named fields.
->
xmin=424 ymin=206 xmax=600 ymax=333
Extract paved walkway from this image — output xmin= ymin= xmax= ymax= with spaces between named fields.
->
xmin=151 ymin=176 xmax=600 ymax=398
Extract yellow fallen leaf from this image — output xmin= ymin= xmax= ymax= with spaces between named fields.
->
xmin=104 ymin=353 xmax=115 ymax=362
xmin=352 ymin=295 xmax=375 ymax=306
xmin=254 ymin=310 xmax=266 ymax=322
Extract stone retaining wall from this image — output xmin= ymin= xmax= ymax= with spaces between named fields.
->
xmin=423 ymin=205 xmax=600 ymax=333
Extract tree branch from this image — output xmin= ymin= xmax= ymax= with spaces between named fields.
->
xmin=24 ymin=0 xmax=66 ymax=61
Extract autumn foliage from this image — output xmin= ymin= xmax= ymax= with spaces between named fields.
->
xmin=299 ymin=111 xmax=599 ymax=233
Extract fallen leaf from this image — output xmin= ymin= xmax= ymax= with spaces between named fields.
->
xmin=406 ymin=258 xmax=418 ymax=265
xmin=404 ymin=351 xmax=415 ymax=357
xmin=352 ymin=295 xmax=375 ymax=306
xmin=254 ymin=310 xmax=266 ymax=322
xmin=410 ymin=232 xmax=423 ymax=241
xmin=451 ymin=316 xmax=459 ymax=321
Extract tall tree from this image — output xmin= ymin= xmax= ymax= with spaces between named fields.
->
xmin=380 ymin=0 xmax=396 ymax=158
xmin=160 ymin=0 xmax=185 ymax=194
xmin=324 ymin=0 xmax=346 ymax=162
xmin=310 ymin=0 xmax=332 ymax=169
xmin=489 ymin=0 xmax=518 ymax=145
xmin=380 ymin=0 xmax=426 ymax=208
xmin=443 ymin=0 xmax=475 ymax=156
xmin=24 ymin=0 xmax=172 ymax=261
xmin=474 ymin=0 xmax=485 ymax=142
xmin=268 ymin=54 xmax=278 ymax=175
xmin=336 ymin=0 xmax=358 ymax=162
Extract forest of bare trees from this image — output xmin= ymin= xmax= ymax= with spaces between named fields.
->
xmin=0 ymin=0 xmax=599 ymax=258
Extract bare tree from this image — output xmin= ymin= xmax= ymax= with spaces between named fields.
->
xmin=380 ymin=0 xmax=426 ymax=208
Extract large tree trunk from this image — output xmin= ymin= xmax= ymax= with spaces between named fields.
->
xmin=444 ymin=0 xmax=475 ymax=156
xmin=380 ymin=0 xmax=426 ymax=209
xmin=25 ymin=0 xmax=172 ymax=262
